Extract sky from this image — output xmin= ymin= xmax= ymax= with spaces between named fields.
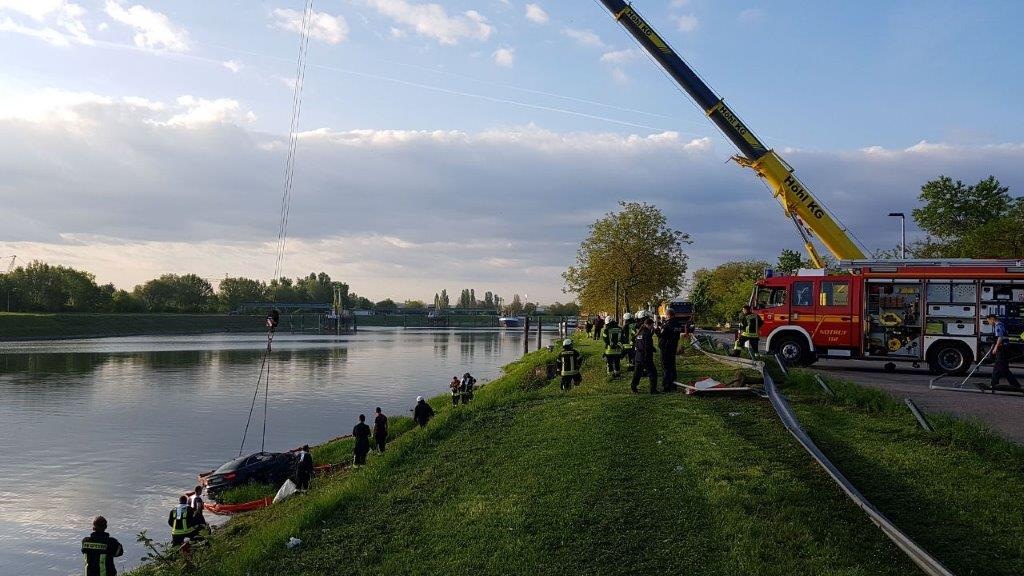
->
xmin=0 ymin=0 xmax=1022 ymax=303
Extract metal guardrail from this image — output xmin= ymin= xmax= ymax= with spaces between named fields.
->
xmin=690 ymin=337 xmax=955 ymax=576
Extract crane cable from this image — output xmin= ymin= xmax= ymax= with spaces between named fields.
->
xmin=238 ymin=0 xmax=314 ymax=457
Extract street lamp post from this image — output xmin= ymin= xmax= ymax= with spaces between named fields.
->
xmin=888 ymin=212 xmax=906 ymax=259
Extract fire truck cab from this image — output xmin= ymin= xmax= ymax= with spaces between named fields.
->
xmin=752 ymin=260 xmax=1024 ymax=374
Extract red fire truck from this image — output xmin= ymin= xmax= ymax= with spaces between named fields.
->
xmin=752 ymin=259 xmax=1024 ymax=374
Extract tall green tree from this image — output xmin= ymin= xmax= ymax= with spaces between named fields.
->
xmin=219 ymin=277 xmax=269 ymax=312
xmin=912 ymin=175 xmax=1021 ymax=257
xmin=133 ymin=274 xmax=214 ymax=312
xmin=776 ymin=249 xmax=812 ymax=275
xmin=563 ymin=201 xmax=690 ymax=314
xmin=690 ymin=261 xmax=769 ymax=325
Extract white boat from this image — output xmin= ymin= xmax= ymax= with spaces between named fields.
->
xmin=498 ymin=316 xmax=524 ymax=328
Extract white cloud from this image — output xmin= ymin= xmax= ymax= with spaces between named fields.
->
xmin=363 ymin=0 xmax=493 ymax=45
xmin=525 ymin=3 xmax=548 ymax=25
xmin=675 ymin=14 xmax=699 ymax=32
xmin=600 ymin=48 xmax=638 ymax=65
xmin=222 ymin=59 xmax=243 ymax=73
xmin=388 ymin=26 xmax=405 ymax=39
xmin=271 ymin=8 xmax=348 ymax=45
xmin=161 ymin=95 xmax=256 ymax=128
xmin=103 ymin=1 xmax=189 ymax=52
xmin=492 ymin=47 xmax=514 ymax=68
xmin=3 ymin=92 xmax=1024 ymax=301
xmin=670 ymin=0 xmax=690 ymax=6
xmin=561 ymin=27 xmax=605 ymax=49
xmin=611 ymin=67 xmax=629 ymax=84
xmin=0 ymin=0 xmax=91 ymax=46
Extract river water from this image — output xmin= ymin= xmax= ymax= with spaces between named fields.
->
xmin=0 ymin=328 xmax=539 ymax=575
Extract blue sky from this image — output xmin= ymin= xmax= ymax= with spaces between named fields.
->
xmin=1 ymin=0 xmax=1022 ymax=302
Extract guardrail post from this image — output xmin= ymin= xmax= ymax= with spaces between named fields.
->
xmin=904 ymin=398 xmax=934 ymax=432
xmin=813 ymin=375 xmax=835 ymax=397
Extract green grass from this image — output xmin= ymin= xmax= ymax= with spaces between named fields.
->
xmin=128 ymin=337 xmax=1023 ymax=575
xmin=780 ymin=370 xmax=1024 ymax=575
xmin=217 ymin=417 xmax=420 ymax=505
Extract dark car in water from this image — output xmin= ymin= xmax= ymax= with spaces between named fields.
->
xmin=205 ymin=451 xmax=297 ymax=501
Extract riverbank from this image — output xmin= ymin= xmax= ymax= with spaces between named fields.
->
xmin=129 ymin=338 xmax=1023 ymax=575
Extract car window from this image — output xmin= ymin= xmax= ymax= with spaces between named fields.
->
xmin=792 ymin=281 xmax=813 ymax=307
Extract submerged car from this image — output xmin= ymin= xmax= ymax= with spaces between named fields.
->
xmin=205 ymin=451 xmax=297 ymax=501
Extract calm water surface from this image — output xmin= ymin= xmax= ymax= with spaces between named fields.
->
xmin=0 ymin=328 xmax=537 ymax=575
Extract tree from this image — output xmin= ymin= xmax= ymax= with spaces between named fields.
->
xmin=133 ymin=274 xmax=214 ymax=313
xmin=776 ymin=249 xmax=812 ymax=275
xmin=219 ymin=277 xmax=268 ymax=312
xmin=484 ymin=291 xmax=493 ymax=308
xmin=911 ymin=175 xmax=1020 ymax=257
xmin=504 ymin=294 xmax=524 ymax=316
xmin=563 ymin=201 xmax=690 ymax=314
xmin=374 ymin=299 xmax=398 ymax=313
xmin=546 ymin=301 xmax=581 ymax=317
xmin=353 ymin=296 xmax=374 ymax=310
xmin=267 ymin=277 xmax=300 ymax=303
xmin=690 ymin=261 xmax=769 ymax=325
xmin=403 ymin=299 xmax=426 ymax=310
xmin=523 ymin=302 xmax=538 ymax=315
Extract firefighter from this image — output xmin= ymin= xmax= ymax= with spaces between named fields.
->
xmin=620 ymin=313 xmax=636 ymax=370
xmin=602 ymin=318 xmax=624 ymax=378
xmin=656 ymin=308 xmax=683 ymax=392
xmin=732 ymin=304 xmax=762 ymax=358
xmin=630 ymin=316 xmax=659 ymax=394
xmin=559 ymin=338 xmax=583 ymax=390
xmin=592 ymin=315 xmax=605 ymax=341
xmin=983 ymin=314 xmax=1021 ymax=392
xmin=82 ymin=516 xmax=123 ymax=576
xmin=168 ymin=495 xmax=196 ymax=546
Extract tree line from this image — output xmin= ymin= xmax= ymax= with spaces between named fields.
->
xmin=0 ymin=266 xmax=371 ymax=314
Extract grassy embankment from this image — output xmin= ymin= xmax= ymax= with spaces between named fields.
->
xmin=131 ymin=337 xmax=1023 ymax=575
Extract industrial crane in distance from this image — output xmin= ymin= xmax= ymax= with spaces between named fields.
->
xmin=598 ymin=0 xmax=865 ymax=268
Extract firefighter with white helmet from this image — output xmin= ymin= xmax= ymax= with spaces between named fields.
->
xmin=621 ymin=312 xmax=637 ymax=370
xmin=559 ymin=338 xmax=583 ymax=390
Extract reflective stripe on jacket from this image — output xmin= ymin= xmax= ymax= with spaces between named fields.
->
xmin=603 ymin=326 xmax=623 ymax=355
xmin=169 ymin=504 xmax=193 ymax=536
xmin=559 ymin=349 xmax=581 ymax=376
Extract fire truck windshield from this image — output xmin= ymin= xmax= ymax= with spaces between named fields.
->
xmin=755 ymin=286 xmax=787 ymax=309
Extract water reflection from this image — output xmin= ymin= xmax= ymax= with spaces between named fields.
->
xmin=0 ymin=329 xmax=533 ymax=576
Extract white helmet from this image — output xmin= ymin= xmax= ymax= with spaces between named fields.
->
xmin=562 ymin=339 xmax=573 ymax=347
xmin=623 ymin=313 xmax=633 ymax=321
xmin=635 ymin=310 xmax=646 ymax=320
xmin=416 ymin=396 xmax=424 ymax=402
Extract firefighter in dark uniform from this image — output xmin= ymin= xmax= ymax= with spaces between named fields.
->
xmin=631 ymin=316 xmax=659 ymax=394
xmin=656 ymin=308 xmax=683 ymax=392
xmin=620 ymin=313 xmax=636 ymax=370
xmin=82 ymin=516 xmax=123 ymax=576
xmin=602 ymin=318 xmax=624 ymax=378
xmin=731 ymin=304 xmax=761 ymax=358
xmin=559 ymin=338 xmax=583 ymax=390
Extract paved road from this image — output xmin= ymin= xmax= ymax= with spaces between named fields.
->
xmin=812 ymin=359 xmax=1024 ymax=444
xmin=695 ymin=331 xmax=1024 ymax=444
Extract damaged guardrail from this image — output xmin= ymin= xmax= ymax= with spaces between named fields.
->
xmin=690 ymin=337 xmax=955 ymax=576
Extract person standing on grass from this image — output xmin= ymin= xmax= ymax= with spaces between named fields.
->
xmin=295 ymin=445 xmax=314 ymax=489
xmin=461 ymin=372 xmax=476 ymax=404
xmin=984 ymin=314 xmax=1022 ymax=391
xmin=631 ymin=316 xmax=659 ymax=394
xmin=656 ymin=308 xmax=683 ymax=392
xmin=353 ymin=414 xmax=371 ymax=466
xmin=373 ymin=407 xmax=388 ymax=453
xmin=413 ymin=396 xmax=435 ymax=427
xmin=559 ymin=339 xmax=583 ymax=390
xmin=82 ymin=516 xmax=123 ymax=576
xmin=449 ymin=376 xmax=462 ymax=406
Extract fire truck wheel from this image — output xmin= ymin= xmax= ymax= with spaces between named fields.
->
xmin=927 ymin=342 xmax=972 ymax=376
xmin=772 ymin=333 xmax=811 ymax=366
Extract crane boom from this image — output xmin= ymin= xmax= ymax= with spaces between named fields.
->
xmin=598 ymin=0 xmax=865 ymax=266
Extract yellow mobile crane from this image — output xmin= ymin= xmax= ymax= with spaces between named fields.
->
xmin=598 ymin=1 xmax=865 ymax=267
